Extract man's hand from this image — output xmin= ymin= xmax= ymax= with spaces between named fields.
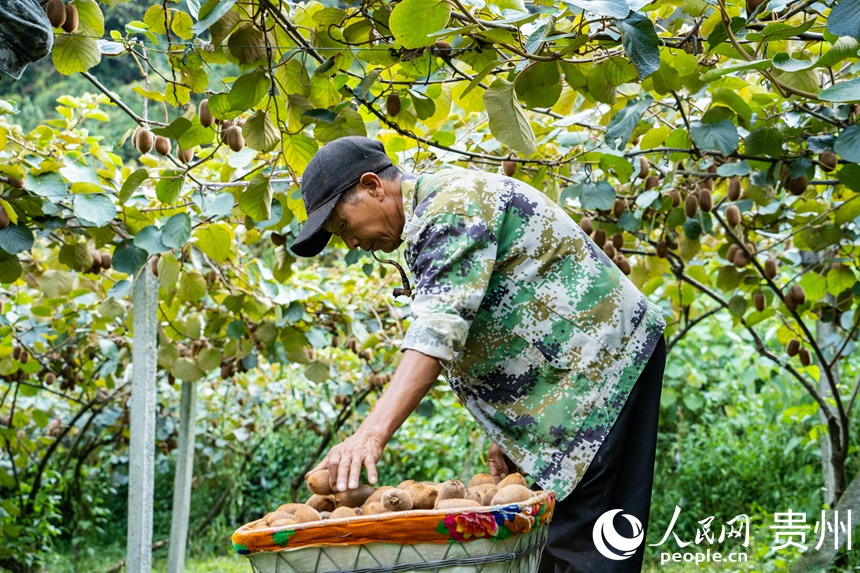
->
xmin=306 ymin=429 xmax=385 ymax=492
xmin=488 ymin=442 xmax=517 ymax=484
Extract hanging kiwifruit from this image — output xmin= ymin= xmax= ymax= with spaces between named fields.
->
xmin=592 ymin=229 xmax=607 ymax=248
xmin=655 ymin=241 xmax=668 ymax=258
xmin=644 ymin=175 xmax=659 ymax=190
xmin=150 ymin=254 xmax=160 ymax=277
xmin=616 ymin=256 xmax=631 ymax=276
xmin=798 ymin=348 xmax=811 ymax=366
xmin=784 ymin=293 xmax=797 ymax=312
xmin=178 ymin=146 xmax=194 ymax=164
xmin=726 ymin=204 xmax=741 ymax=227
xmin=790 ymin=284 xmax=806 ymax=305
xmin=46 ymin=0 xmax=66 ymax=28
xmin=579 ymin=217 xmax=593 ymax=235
xmin=613 ymin=198 xmax=627 ymax=218
xmin=726 ymin=243 xmax=740 ymax=263
xmin=502 ymin=160 xmax=517 ymax=177
xmin=271 ymin=232 xmax=286 ymax=246
xmin=12 ymin=346 xmax=21 ymax=361
xmin=432 ymin=40 xmax=452 ymax=55
xmin=733 ymin=249 xmax=748 ymax=268
xmin=154 ymin=136 xmax=171 ymax=156
xmin=135 ymin=128 xmax=154 ymax=154
xmin=386 ymin=93 xmax=401 ymax=116
xmin=787 ymin=175 xmax=808 ymax=196
xmin=101 ymin=252 xmax=112 ymax=270
xmin=668 ymin=190 xmax=681 ymax=207
xmin=611 ymin=232 xmax=623 ymax=249
xmin=698 ymin=189 xmax=713 ymax=212
xmin=199 ymin=98 xmax=215 ymax=128
xmin=764 ymin=258 xmax=778 ymax=279
xmin=62 ymin=4 xmax=79 ymax=34
xmin=684 ymin=194 xmax=699 ymax=218
xmin=637 ymin=157 xmax=649 ymax=179
xmin=754 ymin=292 xmax=766 ymax=312
xmin=0 ymin=207 xmax=9 ymax=230
xmin=46 ymin=372 xmax=56 ymax=385
xmin=746 ymin=0 xmax=767 ymax=12
xmin=819 ymin=151 xmax=838 ymax=172
xmin=786 ymin=339 xmax=800 ymax=356
xmin=727 ymin=177 xmax=741 ymax=201
xmin=224 ymin=125 xmax=245 ymax=152
xmin=603 ymin=243 xmax=616 ymax=259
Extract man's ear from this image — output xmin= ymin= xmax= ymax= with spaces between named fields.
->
xmin=360 ymin=172 xmax=384 ymax=199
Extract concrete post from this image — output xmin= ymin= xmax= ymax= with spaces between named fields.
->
xmin=167 ymin=380 xmax=197 ymax=573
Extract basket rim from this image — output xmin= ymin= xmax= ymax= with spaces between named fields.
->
xmin=237 ymin=489 xmax=555 ymax=536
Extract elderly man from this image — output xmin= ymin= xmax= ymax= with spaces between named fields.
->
xmin=292 ymin=136 xmax=666 ymax=572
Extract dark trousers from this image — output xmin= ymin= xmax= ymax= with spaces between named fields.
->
xmin=537 ymin=336 xmax=666 ymax=573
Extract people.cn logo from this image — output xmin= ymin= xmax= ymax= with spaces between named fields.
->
xmin=592 ymin=509 xmax=645 ymax=560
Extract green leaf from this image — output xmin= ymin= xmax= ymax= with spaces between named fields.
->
xmin=151 ymin=117 xmax=192 ymax=140
xmin=410 ymin=91 xmax=436 ymax=120
xmin=177 ymin=118 xmax=214 ymax=150
xmin=282 ymin=135 xmax=318 ymax=174
xmin=799 ymin=272 xmax=827 ymax=301
xmin=239 ymin=176 xmax=272 ymax=222
xmin=171 ymin=358 xmax=204 ymax=381
xmin=194 ymin=0 xmax=239 ymax=35
xmin=489 ymin=0 xmax=525 ymax=10
xmin=563 ymin=0 xmax=630 ymax=18
xmin=604 ymin=95 xmax=652 ymax=150
xmin=28 ymin=172 xmax=67 ymax=203
xmin=134 ymin=226 xmax=168 ymax=255
xmin=72 ymin=0 xmax=105 ymax=37
xmin=772 ymin=53 xmax=814 ymax=72
xmin=834 ymin=126 xmax=860 ymax=163
xmin=389 ymin=0 xmax=452 ymax=49
xmin=700 ymin=60 xmax=770 ymax=82
xmin=229 ymin=71 xmax=269 ymax=111
xmin=601 ymin=57 xmax=638 ymax=86
xmin=354 ymin=69 xmax=380 ymax=100
xmin=710 ymin=88 xmax=752 ymax=123
xmin=757 ymin=20 xmax=815 ymax=41
xmin=827 ymin=266 xmax=857 ymax=296
xmin=144 ymin=5 xmax=168 ymax=34
xmin=112 ymin=241 xmax=148 ymax=275
xmin=39 ymin=270 xmax=73 ymax=297
xmin=242 ymin=110 xmax=280 ymax=153
xmin=515 ymin=62 xmax=562 ymax=109
xmin=818 ymin=37 xmax=860 ymax=69
xmin=162 ymin=213 xmax=191 ymax=250
xmin=690 ymin=120 xmax=738 ymax=155
xmin=304 ymin=361 xmax=330 ymax=383
xmin=156 ymin=170 xmax=185 ymax=204
xmin=826 ymin=0 xmax=860 ymax=40
xmin=73 ymin=194 xmax=116 ymax=227
xmin=0 ymin=224 xmax=34 ymax=255
xmin=819 ymin=78 xmax=860 ymax=103
xmin=178 ymin=271 xmax=208 ymax=302
xmin=273 ymin=246 xmax=295 ymax=282
xmin=171 ymin=11 xmax=194 ymax=40
xmin=0 ymin=252 xmax=21 ymax=283
xmin=195 ymin=223 xmax=234 ymax=262
xmin=484 ymin=79 xmax=537 ymax=155
xmin=52 ymin=34 xmax=101 ymax=75
xmin=58 ymin=244 xmax=93 ymax=271
xmin=119 ymin=169 xmax=148 ymax=204
xmin=617 ymin=12 xmax=660 ymax=79
xmin=580 ymin=181 xmax=616 ymax=210
xmin=745 ymin=126 xmax=784 ymax=156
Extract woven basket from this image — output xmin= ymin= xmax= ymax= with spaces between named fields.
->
xmin=232 ymin=490 xmax=555 ymax=573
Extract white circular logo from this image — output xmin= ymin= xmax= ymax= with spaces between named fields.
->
xmin=592 ymin=509 xmax=644 ymax=561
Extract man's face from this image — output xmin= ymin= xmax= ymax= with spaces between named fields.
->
xmin=322 ymin=173 xmax=403 ymax=253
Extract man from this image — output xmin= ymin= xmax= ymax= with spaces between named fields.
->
xmin=292 ymin=136 xmax=666 ymax=572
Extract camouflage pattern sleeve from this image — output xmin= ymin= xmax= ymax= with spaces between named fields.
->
xmin=0 ymin=0 xmax=54 ymax=80
xmin=400 ymin=212 xmax=498 ymax=362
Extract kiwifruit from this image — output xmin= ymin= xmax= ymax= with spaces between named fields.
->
xmin=7 ymin=177 xmax=24 ymax=189
xmin=0 ymin=207 xmax=9 ymax=230
xmin=592 ymin=229 xmax=607 ymax=248
xmin=101 ymin=253 xmax=112 ymax=270
xmin=733 ymin=249 xmax=748 ymax=268
xmin=381 ymin=488 xmax=413 ymax=512
xmin=46 ymin=372 xmax=56 ymax=385
xmin=46 ymin=0 xmax=66 ymax=28
xmin=307 ymin=470 xmax=334 ymax=495
xmin=706 ymin=164 xmax=718 ymax=174
xmin=497 ymin=473 xmax=528 ymax=489
xmin=765 ymin=258 xmax=778 ymax=279
xmin=270 ymin=517 xmax=297 ymax=527
xmin=655 ymin=241 xmax=668 ymax=258
xmin=754 ymin=292 xmax=766 ymax=312
xmin=224 ymin=125 xmax=245 ymax=152
xmin=698 ymin=189 xmax=713 ymax=212
xmin=727 ymin=178 xmax=742 ymax=201
xmin=363 ymin=486 xmax=393 ymax=508
xmin=363 ymin=501 xmax=386 ymax=515
xmin=465 ymin=488 xmax=483 ymax=504
xmin=616 ymin=256 xmax=632 ymax=276
xmin=150 ymin=255 xmax=159 ymax=277
xmin=271 ymin=232 xmax=286 ymax=246
xmin=644 ymin=175 xmax=659 ymax=190
xmin=786 ymin=339 xmax=800 ymax=357
xmin=62 ymin=4 xmax=78 ymax=34
xmin=746 ymin=0 xmax=767 ymax=12
xmin=613 ymin=198 xmax=627 ymax=218
xmin=410 ymin=484 xmax=439 ymax=509
xmin=726 ymin=205 xmax=741 ymax=227
xmin=276 ymin=503 xmax=305 ymax=514
xmin=199 ymin=99 xmax=215 ymax=128
xmin=178 ymin=147 xmax=194 ymax=164
xmin=306 ymin=494 xmax=335 ymax=513
xmin=386 ymin=94 xmax=401 ymax=116
xmin=790 ymin=284 xmax=806 ymax=305
xmin=435 ymin=498 xmax=481 ymax=510
xmin=698 ymin=177 xmax=714 ymax=191
xmin=784 ymin=293 xmax=798 ymax=312
xmin=12 ymin=346 xmax=22 ymax=361
xmin=669 ymin=190 xmax=681 ymax=207
xmin=433 ymin=40 xmax=452 ymax=54
xmin=787 ymin=175 xmax=807 ymax=196
xmin=684 ymin=194 xmax=699 ymax=218
xmin=265 ymin=511 xmax=293 ymax=526
xmin=490 ymin=484 xmax=536 ymax=505
xmin=480 ymin=486 xmax=498 ymax=505
xmin=334 ymin=484 xmax=375 ymax=508
xmin=579 ymin=217 xmax=593 ymax=235
xmin=397 ymin=479 xmax=416 ymax=489
xmin=135 ymin=128 xmax=154 ymax=154
xmin=154 ymin=136 xmax=171 ymax=156
xmin=637 ymin=157 xmax=649 ymax=179
xmin=502 ymin=160 xmax=517 ymax=177
xmin=21 ymin=351 xmax=30 ymax=364
xmin=820 ymin=151 xmax=838 ymax=172
xmin=294 ymin=505 xmax=322 ymax=523
xmin=798 ymin=348 xmax=811 ymax=366
xmin=468 ymin=474 xmax=495 ymax=488
xmin=436 ymin=480 xmax=467 ymax=502
xmin=330 ymin=506 xmax=357 ymax=519
xmin=612 ymin=233 xmax=624 ymax=249
xmin=602 ymin=243 xmax=616 ymax=259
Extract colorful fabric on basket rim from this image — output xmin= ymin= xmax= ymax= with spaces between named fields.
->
xmin=231 ymin=491 xmax=555 ymax=555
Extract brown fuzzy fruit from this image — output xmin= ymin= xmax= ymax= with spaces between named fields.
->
xmin=435 ymin=498 xmax=481 ymax=510
xmin=46 ymin=372 xmax=56 ymax=385
xmin=786 ymin=339 xmax=800 ymax=357
xmin=265 ymin=511 xmax=293 ymax=526
xmin=20 ymin=351 xmax=30 ymax=364
xmin=655 ymin=241 xmax=668 ymax=258
xmin=644 ymin=175 xmax=659 ymax=190
xmin=502 ymin=160 xmax=517 ymax=177
xmin=669 ymin=190 xmax=682 ymax=207
xmin=410 ymin=484 xmax=439 ymax=509
xmin=469 ymin=474 xmax=495 ymax=488
xmin=579 ymin=217 xmax=593 ymax=235
xmin=397 ymin=479 xmax=417 ymax=489
xmin=178 ymin=147 xmax=194 ymax=164
xmin=381 ymin=488 xmax=413 ymax=512
xmin=727 ymin=178 xmax=742 ymax=201
xmin=46 ymin=0 xmax=66 ymax=28
xmin=199 ymin=99 xmax=215 ymax=128
xmin=0 ymin=207 xmax=9 ymax=230
xmin=612 ymin=233 xmax=624 ymax=250
xmin=224 ymin=125 xmax=245 ymax=152
xmin=746 ymin=0 xmax=767 ymax=12
xmin=334 ymin=484 xmax=375 ymax=508
xmin=101 ymin=253 xmax=112 ymax=270
xmin=754 ymin=292 xmax=766 ymax=312
xmin=490 ymin=484 xmax=536 ymax=506
xmin=150 ymin=255 xmax=160 ymax=277
xmin=154 ymin=136 xmax=171 ymax=156
xmin=307 ymin=470 xmax=334 ymax=495
xmin=386 ymin=94 xmax=401 ymax=117
xmin=765 ymin=258 xmax=778 ymax=279
xmin=684 ymin=194 xmax=699 ymax=218
xmin=276 ymin=503 xmax=305 ymax=514
xmin=592 ymin=229 xmax=606 ymax=248
xmin=62 ymin=4 xmax=79 ymax=34
xmin=497 ymin=473 xmax=528 ymax=489
xmin=271 ymin=232 xmax=287 ymax=247
xmin=616 ymin=256 xmax=632 ymax=276
xmin=436 ymin=480 xmax=467 ymax=502
xmin=602 ymin=243 xmax=616 ymax=259
xmin=820 ymin=151 xmax=838 ymax=172
xmin=726 ymin=205 xmax=741 ymax=227
xmin=270 ymin=517 xmax=297 ymax=527
xmin=798 ymin=348 xmax=811 ymax=366
xmin=784 ymin=293 xmax=798 ymax=312
xmin=787 ymin=175 xmax=808 ymax=196
xmin=136 ymin=128 xmax=154 ymax=154
xmin=363 ymin=486 xmax=393 ymax=508
xmin=306 ymin=494 xmax=335 ymax=513
xmin=733 ymin=249 xmax=748 ymax=268
xmin=480 ymin=486 xmax=498 ymax=505
xmin=363 ymin=501 xmax=386 ymax=515
xmin=698 ymin=189 xmax=713 ymax=212
xmin=433 ymin=40 xmax=452 ymax=54
xmin=613 ymin=198 xmax=627 ymax=218
xmin=330 ymin=506 xmax=357 ymax=519
xmin=637 ymin=157 xmax=649 ymax=179
xmin=12 ymin=346 xmax=22 ymax=361
xmin=7 ymin=177 xmax=24 ymax=189
xmin=790 ymin=284 xmax=806 ymax=305
xmin=294 ymin=505 xmax=322 ymax=523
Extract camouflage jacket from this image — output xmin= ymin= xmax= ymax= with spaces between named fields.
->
xmin=399 ymin=167 xmax=665 ymax=500
xmin=0 ymin=0 xmax=53 ymax=80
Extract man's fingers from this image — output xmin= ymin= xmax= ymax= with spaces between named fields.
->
xmin=364 ymin=455 xmax=378 ymax=485
xmin=336 ymin=454 xmax=351 ymax=492
xmin=305 ymin=460 xmax=326 ymax=479
xmin=327 ymin=452 xmax=342 ymax=491
xmin=348 ymin=454 xmax=363 ymax=490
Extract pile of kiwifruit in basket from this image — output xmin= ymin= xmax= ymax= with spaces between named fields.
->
xmin=253 ymin=470 xmax=541 ymax=529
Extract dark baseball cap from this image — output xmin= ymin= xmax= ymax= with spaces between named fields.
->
xmin=290 ymin=136 xmax=393 ymax=257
